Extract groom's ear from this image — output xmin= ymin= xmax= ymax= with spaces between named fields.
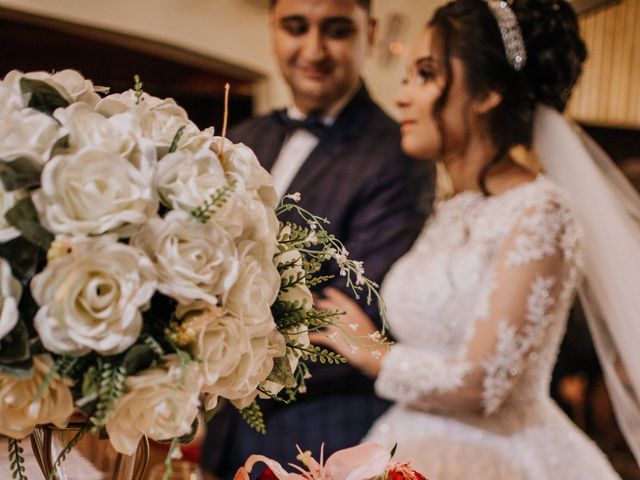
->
xmin=473 ymin=90 xmax=503 ymax=114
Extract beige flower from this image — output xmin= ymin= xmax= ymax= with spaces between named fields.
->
xmin=131 ymin=211 xmax=239 ymax=305
xmin=0 ymin=80 xmax=26 ymax=115
xmin=4 ymin=69 xmax=101 ymax=106
xmin=156 ymin=147 xmax=226 ymax=213
xmin=105 ymin=355 xmax=202 ymax=455
xmin=0 ymin=354 xmax=73 ymax=439
xmin=36 ymin=146 xmax=158 ymax=236
xmin=225 ymin=240 xmax=280 ymax=337
xmin=204 ymin=330 xmax=286 ymax=410
xmin=31 ymin=235 xmax=156 ymax=356
xmin=0 ymin=108 xmax=60 ymax=164
xmin=212 ymin=138 xmax=277 ymax=208
xmin=186 ymin=306 xmax=252 ymax=387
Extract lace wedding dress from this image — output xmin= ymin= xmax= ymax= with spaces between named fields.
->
xmin=364 ymin=175 xmax=621 ymax=479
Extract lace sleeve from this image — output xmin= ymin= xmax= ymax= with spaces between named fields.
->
xmin=375 ymin=196 xmax=582 ymax=415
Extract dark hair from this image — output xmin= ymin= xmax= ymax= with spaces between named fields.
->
xmin=268 ymin=0 xmax=371 ymax=14
xmin=428 ymin=0 xmax=587 ymax=193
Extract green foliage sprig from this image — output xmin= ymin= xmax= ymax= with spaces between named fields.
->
xmin=240 ymin=401 xmax=266 ymax=434
xmin=7 ymin=439 xmax=27 ymax=480
xmin=191 ymin=180 xmax=237 ymax=223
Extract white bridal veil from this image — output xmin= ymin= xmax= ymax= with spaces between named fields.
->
xmin=534 ymin=105 xmax=640 ymax=464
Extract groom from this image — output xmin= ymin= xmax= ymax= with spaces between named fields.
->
xmin=202 ymin=0 xmax=432 ymax=475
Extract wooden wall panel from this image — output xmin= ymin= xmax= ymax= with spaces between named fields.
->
xmin=568 ymin=0 xmax=640 ymax=128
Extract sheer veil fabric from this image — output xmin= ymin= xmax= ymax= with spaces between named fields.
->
xmin=534 ymin=105 xmax=640 ymax=464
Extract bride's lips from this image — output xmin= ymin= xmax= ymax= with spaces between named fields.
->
xmin=400 ymin=120 xmax=416 ymax=132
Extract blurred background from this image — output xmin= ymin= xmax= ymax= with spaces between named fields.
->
xmin=0 ymin=0 xmax=638 ymax=477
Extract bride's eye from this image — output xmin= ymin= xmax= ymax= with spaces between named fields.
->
xmin=416 ymin=67 xmax=435 ymax=84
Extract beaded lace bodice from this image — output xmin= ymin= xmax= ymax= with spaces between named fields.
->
xmin=376 ymin=176 xmax=583 ymax=417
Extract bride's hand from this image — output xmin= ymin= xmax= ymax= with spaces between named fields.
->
xmin=311 ymin=287 xmax=387 ymax=378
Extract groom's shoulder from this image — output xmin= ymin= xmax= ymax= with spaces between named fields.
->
xmin=227 ymin=112 xmax=276 ymax=145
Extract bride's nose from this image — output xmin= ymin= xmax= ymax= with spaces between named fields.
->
xmin=396 ymin=84 xmax=411 ymax=110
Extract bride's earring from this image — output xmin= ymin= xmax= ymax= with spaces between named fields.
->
xmin=436 ymin=161 xmax=455 ymax=201
xmin=509 ymin=144 xmax=543 ymax=175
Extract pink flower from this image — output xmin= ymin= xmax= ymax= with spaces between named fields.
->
xmin=233 ymin=443 xmax=390 ymax=480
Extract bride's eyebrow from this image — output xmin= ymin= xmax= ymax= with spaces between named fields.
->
xmin=414 ymin=56 xmax=439 ymax=69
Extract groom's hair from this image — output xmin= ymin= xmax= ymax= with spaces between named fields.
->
xmin=268 ymin=0 xmax=372 ymax=14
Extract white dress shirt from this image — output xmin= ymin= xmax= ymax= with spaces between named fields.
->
xmin=270 ymin=97 xmax=350 ymax=199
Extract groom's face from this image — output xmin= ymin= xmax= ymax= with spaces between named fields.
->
xmin=270 ymin=0 xmax=375 ymax=114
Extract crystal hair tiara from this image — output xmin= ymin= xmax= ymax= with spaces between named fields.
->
xmin=486 ymin=0 xmax=527 ymax=71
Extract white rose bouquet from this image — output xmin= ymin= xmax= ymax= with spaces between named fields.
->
xmin=0 ymin=70 xmax=386 ymax=479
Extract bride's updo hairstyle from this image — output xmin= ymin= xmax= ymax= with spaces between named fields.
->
xmin=428 ymin=0 xmax=587 ymax=192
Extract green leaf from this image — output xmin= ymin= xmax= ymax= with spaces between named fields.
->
xmin=20 ymin=77 xmax=70 ymax=115
xmin=168 ymin=125 xmax=186 ymax=154
xmin=0 ymin=236 xmax=43 ymax=283
xmin=49 ymin=134 xmax=70 ymax=158
xmin=0 ymin=157 xmax=43 ymax=191
xmin=5 ymin=196 xmax=54 ymax=250
xmin=121 ymin=344 xmax=155 ymax=375
xmin=390 ymin=443 xmax=398 ymax=459
xmin=266 ymin=355 xmax=295 ymax=388
xmin=7 ymin=438 xmax=28 ymax=480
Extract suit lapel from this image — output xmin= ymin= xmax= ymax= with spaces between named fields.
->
xmin=252 ymin=113 xmax=288 ymax=172
xmin=286 ymin=86 xmax=374 ymax=196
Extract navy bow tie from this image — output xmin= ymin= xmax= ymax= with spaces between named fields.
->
xmin=276 ymin=110 xmax=329 ymax=137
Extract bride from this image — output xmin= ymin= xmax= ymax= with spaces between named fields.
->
xmin=312 ymin=0 xmax=640 ymax=478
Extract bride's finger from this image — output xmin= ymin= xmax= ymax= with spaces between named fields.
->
xmin=315 ymin=297 xmax=340 ymax=311
xmin=323 ymin=287 xmax=353 ymax=303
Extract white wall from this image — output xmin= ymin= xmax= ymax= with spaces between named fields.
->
xmin=0 ymin=0 xmax=438 ymax=117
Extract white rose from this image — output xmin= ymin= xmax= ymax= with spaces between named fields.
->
xmin=205 ymin=330 xmax=286 ymax=410
xmin=213 ymin=138 xmax=277 ymax=208
xmin=275 ymin=249 xmax=313 ymax=310
xmin=130 ymin=211 xmax=239 ymax=305
xmin=36 ymin=146 xmax=157 ymax=236
xmin=0 ymin=257 xmax=21 ymax=342
xmin=197 ymin=176 xmax=278 ymax=245
xmin=187 ymin=307 xmax=252 ymax=387
xmin=95 ymin=90 xmax=164 ymax=117
xmin=31 ymin=235 xmax=156 ymax=356
xmin=156 ymin=147 xmax=226 ymax=213
xmin=4 ymin=69 xmax=101 ymax=106
xmin=0 ymin=108 xmax=60 ymax=164
xmin=54 ymin=103 xmax=155 ymax=177
xmin=0 ymin=182 xmax=21 ymax=243
xmin=105 ymin=355 xmax=202 ymax=455
xmin=0 ymin=80 xmax=26 ymax=115
xmin=0 ymin=354 xmax=73 ymax=439
xmin=225 ymin=240 xmax=280 ymax=336
xmin=98 ymin=94 xmax=200 ymax=159
xmin=239 ymin=195 xmax=280 ymax=253
xmin=54 ymin=103 xmax=134 ymax=156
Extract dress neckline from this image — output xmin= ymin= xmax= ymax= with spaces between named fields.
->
xmin=438 ymin=174 xmax=548 ymax=207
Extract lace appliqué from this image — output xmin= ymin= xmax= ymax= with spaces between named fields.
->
xmin=482 ymin=276 xmax=557 ymax=414
xmin=376 ymin=345 xmax=472 ymax=406
xmin=506 ymin=202 xmax=565 ymax=267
